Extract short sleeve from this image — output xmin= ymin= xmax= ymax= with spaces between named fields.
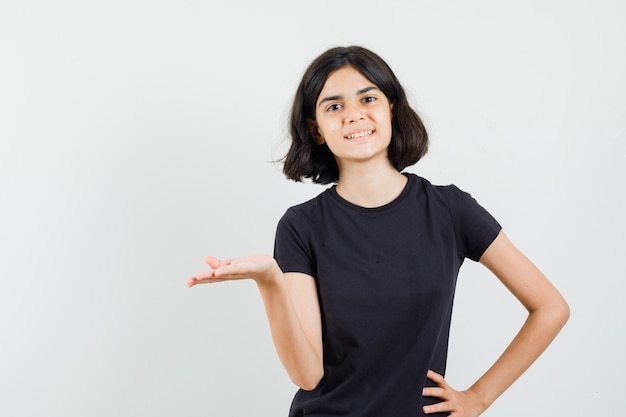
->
xmin=446 ymin=185 xmax=502 ymax=262
xmin=273 ymin=207 xmax=317 ymax=277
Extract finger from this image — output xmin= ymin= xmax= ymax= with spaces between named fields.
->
xmin=213 ymin=264 xmax=237 ymax=278
xmin=212 ymin=262 xmax=252 ymax=279
xmin=187 ymin=276 xmax=207 ymax=287
xmin=186 ymin=276 xmax=215 ymax=287
xmin=423 ymin=401 xmax=451 ymax=415
xmin=189 ymin=276 xmax=224 ymax=285
xmin=194 ymin=270 xmax=216 ymax=280
xmin=205 ymin=277 xmax=229 ymax=283
xmin=204 ymin=256 xmax=231 ymax=269
xmin=427 ymin=369 xmax=447 ymax=387
xmin=186 ymin=267 xmax=220 ymax=287
xmin=204 ymin=256 xmax=220 ymax=269
xmin=422 ymin=387 xmax=446 ymax=399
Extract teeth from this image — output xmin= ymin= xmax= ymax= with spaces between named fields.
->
xmin=346 ymin=130 xmax=373 ymax=139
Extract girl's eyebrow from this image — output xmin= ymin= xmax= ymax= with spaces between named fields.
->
xmin=317 ymin=86 xmax=379 ymax=108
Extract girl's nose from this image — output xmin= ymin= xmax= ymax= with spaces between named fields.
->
xmin=344 ymin=101 xmax=364 ymax=123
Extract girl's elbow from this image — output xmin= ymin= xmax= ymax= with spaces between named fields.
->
xmin=544 ymin=296 xmax=570 ymax=330
xmin=531 ymin=296 xmax=570 ymax=331
xmin=299 ymin=379 xmax=321 ymax=392
xmin=557 ymin=298 xmax=570 ymax=326
xmin=537 ymin=291 xmax=570 ymax=327
xmin=293 ymin=368 xmax=324 ymax=391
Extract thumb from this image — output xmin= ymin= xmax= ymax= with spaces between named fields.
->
xmin=204 ymin=256 xmax=229 ymax=270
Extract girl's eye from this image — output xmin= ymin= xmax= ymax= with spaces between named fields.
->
xmin=363 ymin=96 xmax=376 ymax=103
xmin=327 ymin=103 xmax=342 ymax=112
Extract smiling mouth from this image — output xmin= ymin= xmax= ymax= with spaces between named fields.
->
xmin=345 ymin=130 xmax=374 ymax=139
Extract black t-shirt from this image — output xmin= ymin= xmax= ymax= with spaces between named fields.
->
xmin=274 ymin=173 xmax=501 ymax=417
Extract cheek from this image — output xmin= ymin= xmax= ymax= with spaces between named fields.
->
xmin=378 ymin=111 xmax=394 ymax=131
xmin=317 ymin=119 xmax=340 ymax=138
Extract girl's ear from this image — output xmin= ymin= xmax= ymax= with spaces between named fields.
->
xmin=307 ymin=118 xmax=325 ymax=145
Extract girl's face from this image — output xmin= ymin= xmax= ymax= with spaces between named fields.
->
xmin=313 ymin=66 xmax=394 ymax=170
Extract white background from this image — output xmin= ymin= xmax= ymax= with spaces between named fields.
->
xmin=1 ymin=1 xmax=624 ymax=416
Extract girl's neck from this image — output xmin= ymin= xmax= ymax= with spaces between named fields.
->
xmin=335 ymin=161 xmax=408 ymax=208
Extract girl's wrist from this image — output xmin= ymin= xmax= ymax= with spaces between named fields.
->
xmin=255 ymin=259 xmax=283 ymax=289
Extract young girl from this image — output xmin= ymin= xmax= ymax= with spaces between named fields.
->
xmin=187 ymin=46 xmax=569 ymax=417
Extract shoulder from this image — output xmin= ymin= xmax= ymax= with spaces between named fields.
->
xmin=277 ymin=187 xmax=334 ymax=231
xmin=282 ymin=187 xmax=332 ymax=216
xmin=405 ymin=172 xmax=500 ymax=228
xmin=404 ymin=172 xmax=467 ymax=204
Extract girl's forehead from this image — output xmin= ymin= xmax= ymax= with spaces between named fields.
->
xmin=319 ymin=67 xmax=376 ymax=95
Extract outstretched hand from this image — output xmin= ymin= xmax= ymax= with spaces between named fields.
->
xmin=422 ymin=370 xmax=485 ymax=417
xmin=186 ymin=254 xmax=280 ymax=288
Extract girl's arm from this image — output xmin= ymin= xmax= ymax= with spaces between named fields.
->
xmin=188 ymin=255 xmax=324 ymax=390
xmin=422 ymin=231 xmax=570 ymax=416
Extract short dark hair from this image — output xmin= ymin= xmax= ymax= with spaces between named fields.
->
xmin=283 ymin=46 xmax=428 ymax=184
